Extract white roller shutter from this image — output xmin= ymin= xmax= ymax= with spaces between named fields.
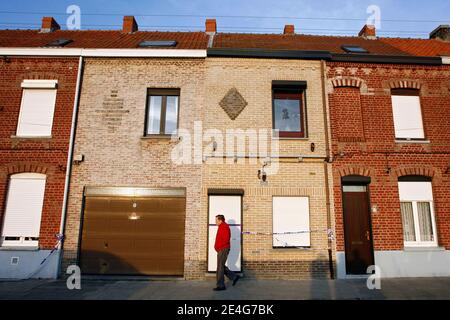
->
xmin=391 ymin=95 xmax=424 ymax=139
xmin=273 ymin=196 xmax=310 ymax=247
xmin=1 ymin=173 xmax=46 ymax=247
xmin=398 ymin=181 xmax=433 ymax=201
xmin=16 ymin=86 xmax=57 ymax=137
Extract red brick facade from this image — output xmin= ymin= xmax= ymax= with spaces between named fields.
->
xmin=327 ymin=62 xmax=450 ymax=252
xmin=0 ymin=57 xmax=79 ymax=249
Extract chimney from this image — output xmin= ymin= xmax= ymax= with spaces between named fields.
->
xmin=429 ymin=25 xmax=450 ymax=41
xmin=205 ymin=19 xmax=217 ymax=33
xmin=283 ymin=24 xmax=295 ymax=35
xmin=41 ymin=17 xmax=60 ymax=33
xmin=123 ymin=16 xmax=138 ymax=33
xmin=358 ymin=24 xmax=376 ymax=39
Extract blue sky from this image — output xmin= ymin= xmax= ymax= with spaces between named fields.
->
xmin=0 ymin=0 xmax=448 ymax=38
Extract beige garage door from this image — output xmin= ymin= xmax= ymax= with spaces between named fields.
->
xmin=79 ymin=188 xmax=185 ymax=276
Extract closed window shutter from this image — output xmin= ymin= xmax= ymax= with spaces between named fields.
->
xmin=1 ymin=173 xmax=46 ymax=240
xmin=391 ymin=95 xmax=424 ymax=139
xmin=398 ymin=181 xmax=433 ymax=201
xmin=273 ymin=196 xmax=310 ymax=247
xmin=16 ymin=89 xmax=57 ymax=137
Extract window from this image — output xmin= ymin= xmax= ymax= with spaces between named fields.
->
xmin=341 ymin=45 xmax=368 ymax=53
xmin=272 ymin=81 xmax=307 ymax=138
xmin=45 ymin=39 xmax=73 ymax=47
xmin=398 ymin=178 xmax=437 ymax=247
xmin=17 ymin=80 xmax=58 ymax=137
xmin=138 ymin=40 xmax=177 ymax=47
xmin=1 ymin=173 xmax=46 ymax=247
xmin=391 ymin=89 xmax=424 ymax=140
xmin=145 ymin=89 xmax=180 ymax=136
xmin=272 ymin=196 xmax=310 ymax=247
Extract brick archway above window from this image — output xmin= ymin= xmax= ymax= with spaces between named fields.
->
xmin=337 ymin=166 xmax=372 ymax=178
xmin=389 ymin=80 xmax=422 ymax=90
xmin=5 ymin=162 xmax=50 ymax=175
xmin=392 ymin=166 xmax=435 ymax=179
xmin=331 ymin=77 xmax=363 ymax=88
xmin=328 ymin=77 xmax=368 ymax=94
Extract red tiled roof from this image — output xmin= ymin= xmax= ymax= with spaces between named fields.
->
xmin=212 ymin=33 xmax=411 ymax=56
xmin=0 ymin=30 xmax=208 ymax=49
xmin=380 ymin=38 xmax=450 ymax=57
xmin=0 ymin=29 xmax=449 ymax=58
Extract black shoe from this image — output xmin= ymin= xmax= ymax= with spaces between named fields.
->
xmin=232 ymin=276 xmax=240 ymax=286
xmin=213 ymin=287 xmax=226 ymax=291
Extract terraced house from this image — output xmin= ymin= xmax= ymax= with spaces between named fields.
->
xmin=201 ymin=22 xmax=334 ymax=279
xmin=0 ymin=17 xmax=81 ymax=279
xmin=0 ymin=15 xmax=448 ymax=281
xmin=326 ymin=25 xmax=450 ymax=278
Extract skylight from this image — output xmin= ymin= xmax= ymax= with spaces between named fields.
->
xmin=138 ymin=40 xmax=177 ymax=48
xmin=341 ymin=45 xmax=368 ymax=53
xmin=45 ymin=39 xmax=73 ymax=47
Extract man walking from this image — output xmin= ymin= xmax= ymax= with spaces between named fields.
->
xmin=213 ymin=214 xmax=240 ymax=291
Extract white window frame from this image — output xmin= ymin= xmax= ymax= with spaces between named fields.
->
xmin=391 ymin=94 xmax=425 ymax=140
xmin=272 ymin=196 xmax=310 ymax=248
xmin=16 ymin=80 xmax=58 ymax=138
xmin=1 ymin=173 xmax=47 ymax=248
xmin=398 ymin=181 xmax=438 ymax=248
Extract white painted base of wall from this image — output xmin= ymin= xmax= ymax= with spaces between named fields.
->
xmin=337 ymin=249 xmax=450 ymax=279
xmin=0 ymin=249 xmax=60 ymax=279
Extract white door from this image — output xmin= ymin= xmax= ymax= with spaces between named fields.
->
xmin=208 ymin=195 xmax=242 ymax=272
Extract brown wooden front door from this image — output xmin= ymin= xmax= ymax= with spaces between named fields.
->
xmin=342 ymin=185 xmax=374 ymax=274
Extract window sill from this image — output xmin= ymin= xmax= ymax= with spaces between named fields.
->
xmin=0 ymin=246 xmax=39 ymax=251
xmin=272 ymin=136 xmax=309 ymax=140
xmin=141 ymin=134 xmax=178 ymax=140
xmin=403 ymin=246 xmax=444 ymax=252
xmin=272 ymin=246 xmax=311 ymax=250
xmin=11 ymin=135 xmax=52 ymax=140
xmin=395 ymin=139 xmax=430 ymax=144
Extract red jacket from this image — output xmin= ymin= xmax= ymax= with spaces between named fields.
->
xmin=214 ymin=222 xmax=231 ymax=252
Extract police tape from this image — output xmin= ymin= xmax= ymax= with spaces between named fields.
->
xmin=241 ymin=228 xmax=335 ymax=241
xmin=22 ymin=233 xmax=65 ymax=280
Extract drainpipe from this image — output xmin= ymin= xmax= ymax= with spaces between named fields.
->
xmin=320 ymin=59 xmax=335 ymax=279
xmin=56 ymin=56 xmax=84 ymax=278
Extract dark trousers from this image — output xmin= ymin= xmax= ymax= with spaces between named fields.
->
xmin=216 ymin=248 xmax=237 ymax=288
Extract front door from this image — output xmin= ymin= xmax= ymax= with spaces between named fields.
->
xmin=342 ymin=185 xmax=374 ymax=274
xmin=207 ymin=195 xmax=242 ymax=272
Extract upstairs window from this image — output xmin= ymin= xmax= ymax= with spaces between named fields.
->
xmin=1 ymin=173 xmax=46 ymax=247
xmin=391 ymin=89 xmax=425 ymax=140
xmin=145 ymin=89 xmax=180 ymax=136
xmin=272 ymin=81 xmax=307 ymax=138
xmin=398 ymin=176 xmax=437 ymax=247
xmin=17 ymin=80 xmax=58 ymax=137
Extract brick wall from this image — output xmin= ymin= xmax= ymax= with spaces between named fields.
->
xmin=202 ymin=58 xmax=335 ymax=279
xmin=62 ymin=58 xmax=206 ymax=279
xmin=327 ymin=62 xmax=450 ymax=252
xmin=0 ymin=57 xmax=78 ymax=249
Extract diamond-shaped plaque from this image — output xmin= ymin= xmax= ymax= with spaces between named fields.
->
xmin=219 ymin=88 xmax=248 ymax=120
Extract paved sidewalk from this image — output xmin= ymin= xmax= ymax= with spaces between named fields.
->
xmin=1 ymin=277 xmax=449 ymax=300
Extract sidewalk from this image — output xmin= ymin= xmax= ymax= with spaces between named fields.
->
xmin=1 ymin=277 xmax=449 ymax=300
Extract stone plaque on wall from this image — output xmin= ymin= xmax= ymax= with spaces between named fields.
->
xmin=219 ymin=88 xmax=248 ymax=120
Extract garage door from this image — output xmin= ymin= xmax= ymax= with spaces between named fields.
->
xmin=79 ymin=187 xmax=186 ymax=276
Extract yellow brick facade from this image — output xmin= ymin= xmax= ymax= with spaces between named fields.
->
xmin=62 ymin=56 xmax=335 ymax=280
xmin=201 ymin=58 xmax=335 ymax=278
xmin=62 ymin=58 xmax=206 ymax=279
